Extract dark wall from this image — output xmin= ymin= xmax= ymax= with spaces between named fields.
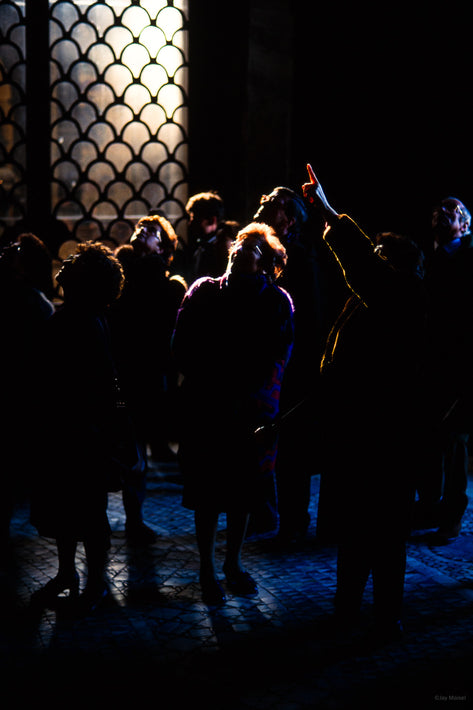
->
xmin=187 ymin=0 xmax=250 ymax=222
xmin=189 ymin=2 xmax=472 ymax=244
xmin=291 ymin=3 xmax=473 ymax=244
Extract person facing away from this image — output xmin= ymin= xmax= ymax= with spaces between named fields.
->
xmin=253 ymin=185 xmax=325 ymax=543
xmin=30 ymin=241 xmax=130 ymax=614
xmin=172 ymin=222 xmax=295 ymax=605
xmin=414 ymin=197 xmax=473 ymax=542
xmin=108 ymin=213 xmax=187 ymax=544
xmin=302 ymin=165 xmax=427 ymax=640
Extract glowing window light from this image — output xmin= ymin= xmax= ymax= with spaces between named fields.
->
xmin=50 ymin=0 xmax=188 ymax=243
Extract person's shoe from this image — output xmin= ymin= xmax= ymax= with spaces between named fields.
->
xmin=370 ymin=619 xmax=404 ymax=644
xmin=428 ymin=521 xmax=462 ymax=545
xmin=125 ymin=522 xmax=158 ymax=545
xmin=149 ymin=443 xmax=178 ymax=462
xmin=316 ymin=612 xmax=359 ymax=639
xmin=30 ymin=571 xmax=80 ymax=609
xmin=412 ymin=500 xmax=442 ymax=530
xmin=75 ymin=584 xmax=110 ymax=615
xmin=223 ymin=565 xmax=258 ymax=596
xmin=200 ymin=574 xmax=226 ymax=606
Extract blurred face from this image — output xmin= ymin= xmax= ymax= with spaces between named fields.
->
xmin=254 ymin=191 xmax=292 ymax=239
xmin=432 ymin=199 xmax=467 ymax=244
xmin=187 ymin=212 xmax=218 ymax=240
xmin=132 ymin=223 xmax=164 ymax=255
xmin=229 ymin=236 xmax=263 ymax=275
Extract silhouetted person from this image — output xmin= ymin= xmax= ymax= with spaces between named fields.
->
xmin=414 ymin=197 xmax=472 ymax=542
xmin=109 ymin=214 xmax=187 ymax=544
xmin=253 ymin=186 xmax=324 ymax=542
xmin=302 ymin=165 xmax=427 ymax=639
xmin=0 ymin=233 xmax=55 ymax=556
xmin=172 ymin=222 xmax=294 ymax=605
xmin=179 ymin=191 xmax=225 ymax=284
xmin=194 ymin=219 xmax=240 ymax=278
xmin=30 ymin=242 xmax=132 ymax=613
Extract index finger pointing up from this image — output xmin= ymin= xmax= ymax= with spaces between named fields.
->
xmin=306 ymin=163 xmax=317 ymax=185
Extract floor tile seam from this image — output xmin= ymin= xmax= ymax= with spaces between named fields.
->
xmin=405 ymin=555 xmax=473 ymax=600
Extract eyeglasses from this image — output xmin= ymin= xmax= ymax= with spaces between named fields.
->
xmin=433 ymin=204 xmax=464 ymax=218
xmin=241 ymin=242 xmax=262 ymax=255
xmin=135 ymin=226 xmax=162 ymax=241
xmin=260 ymin=193 xmax=286 ymax=207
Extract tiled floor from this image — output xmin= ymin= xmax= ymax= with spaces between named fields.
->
xmin=2 ymin=464 xmax=472 ymax=709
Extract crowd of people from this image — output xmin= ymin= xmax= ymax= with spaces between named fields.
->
xmin=0 ymin=165 xmax=471 ymax=636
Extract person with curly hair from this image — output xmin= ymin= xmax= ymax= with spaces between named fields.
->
xmin=30 ymin=241 xmax=131 ymax=613
xmin=172 ymin=222 xmax=294 ymax=605
xmin=109 ymin=213 xmax=187 ymax=542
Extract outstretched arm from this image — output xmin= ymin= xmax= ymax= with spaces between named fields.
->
xmin=302 ymin=164 xmax=387 ymax=304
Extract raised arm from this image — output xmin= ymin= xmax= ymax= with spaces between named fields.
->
xmin=301 ymin=163 xmax=340 ymax=225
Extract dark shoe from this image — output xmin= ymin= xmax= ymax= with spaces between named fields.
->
xmin=412 ymin=500 xmax=442 ymax=530
xmin=223 ymin=566 xmax=258 ymax=596
xmin=149 ymin=443 xmax=178 ymax=462
xmin=76 ymin=584 xmax=110 ymax=615
xmin=276 ymin=512 xmax=311 ymax=545
xmin=31 ymin=571 xmax=80 ymax=609
xmin=200 ymin=574 xmax=226 ymax=606
xmin=316 ymin=612 xmax=359 ymax=639
xmin=125 ymin=522 xmax=158 ymax=545
xmin=371 ymin=619 xmax=404 ymax=644
xmin=427 ymin=521 xmax=462 ymax=545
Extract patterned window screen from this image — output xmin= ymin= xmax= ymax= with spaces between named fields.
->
xmin=0 ymin=1 xmax=27 ymax=238
xmin=0 ymin=0 xmax=189 ymax=254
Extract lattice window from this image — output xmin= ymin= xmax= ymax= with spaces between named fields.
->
xmin=0 ymin=0 xmax=189 ymax=253
xmin=0 ymin=1 xmax=27 ymax=236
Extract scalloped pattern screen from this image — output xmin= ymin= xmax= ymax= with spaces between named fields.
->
xmin=1 ymin=0 xmax=189 ymax=247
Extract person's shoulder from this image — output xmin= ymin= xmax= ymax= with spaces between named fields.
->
xmin=185 ymin=275 xmax=222 ymax=299
xmin=168 ymin=273 xmax=188 ymax=293
xmin=269 ymin=282 xmax=295 ymax=313
xmin=459 ymin=234 xmax=473 ymax=255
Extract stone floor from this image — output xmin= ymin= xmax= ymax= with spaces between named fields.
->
xmin=1 ymin=463 xmax=472 ymax=709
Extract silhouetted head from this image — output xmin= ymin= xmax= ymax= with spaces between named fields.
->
xmin=56 ymin=241 xmax=124 ymax=310
xmin=226 ymin=222 xmax=287 ymax=282
xmin=375 ymin=232 xmax=425 ymax=278
xmin=185 ymin=191 xmax=225 ymax=243
xmin=431 ymin=197 xmax=471 ymax=245
xmin=253 ymin=186 xmax=308 ymax=243
xmin=130 ymin=213 xmax=178 ymax=265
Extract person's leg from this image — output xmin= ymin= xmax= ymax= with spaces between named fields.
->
xmin=224 ymin=511 xmax=249 ymax=574
xmin=372 ymin=538 xmax=406 ymax=638
xmin=56 ymin=536 xmax=79 ymax=583
xmin=31 ymin=536 xmax=79 ymax=606
xmin=223 ymin=511 xmax=257 ymax=595
xmin=413 ymin=427 xmax=444 ymax=529
xmin=83 ymin=538 xmax=108 ymax=594
xmin=195 ymin=509 xmax=225 ymax=604
xmin=334 ymin=539 xmax=371 ymax=624
xmin=438 ymin=432 xmax=469 ymax=535
xmin=123 ymin=470 xmax=157 ymax=544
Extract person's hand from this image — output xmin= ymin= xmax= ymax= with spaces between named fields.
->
xmin=302 ymin=164 xmax=339 ymax=221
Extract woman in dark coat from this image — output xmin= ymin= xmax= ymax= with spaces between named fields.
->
xmin=172 ymin=222 xmax=294 ymax=604
xmin=30 ymin=242 xmax=127 ymax=612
